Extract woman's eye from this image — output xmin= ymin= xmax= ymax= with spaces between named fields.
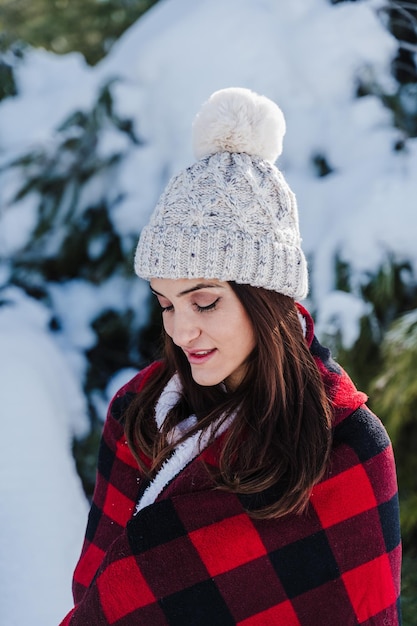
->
xmin=195 ymin=298 xmax=220 ymax=312
xmin=161 ymin=304 xmax=174 ymax=313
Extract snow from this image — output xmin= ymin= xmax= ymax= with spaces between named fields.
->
xmin=0 ymin=192 xmax=40 ymax=256
xmin=0 ymin=49 xmax=96 ymax=156
xmin=315 ymin=289 xmax=372 ymax=348
xmin=0 ymin=0 xmax=416 ymax=623
xmin=0 ymin=289 xmax=89 ymax=625
xmin=49 ymin=277 xmax=148 ymax=347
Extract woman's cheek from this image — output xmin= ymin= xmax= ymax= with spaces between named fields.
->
xmin=162 ymin=316 xmax=173 ymax=337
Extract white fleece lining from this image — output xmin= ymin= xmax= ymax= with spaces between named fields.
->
xmin=154 ymin=373 xmax=182 ymax=429
xmin=135 ymin=375 xmax=234 ymax=514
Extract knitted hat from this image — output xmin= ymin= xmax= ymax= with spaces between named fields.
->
xmin=134 ymin=87 xmax=308 ymax=299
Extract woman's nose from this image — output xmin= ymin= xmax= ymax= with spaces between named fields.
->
xmin=170 ymin=312 xmax=201 ymax=347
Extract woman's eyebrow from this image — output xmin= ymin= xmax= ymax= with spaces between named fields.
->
xmin=150 ymin=282 xmax=224 ymax=298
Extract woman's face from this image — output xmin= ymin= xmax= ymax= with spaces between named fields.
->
xmin=150 ymin=278 xmax=256 ymax=391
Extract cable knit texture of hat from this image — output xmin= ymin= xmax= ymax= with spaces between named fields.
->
xmin=134 ymin=87 xmax=308 ymax=299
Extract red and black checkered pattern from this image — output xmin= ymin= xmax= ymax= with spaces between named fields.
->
xmin=60 ymin=326 xmax=401 ymax=625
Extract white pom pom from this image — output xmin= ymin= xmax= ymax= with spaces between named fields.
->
xmin=192 ymin=87 xmax=286 ymax=163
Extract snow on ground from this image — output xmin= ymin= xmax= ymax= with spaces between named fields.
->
xmin=0 ymin=0 xmax=416 ymax=623
xmin=0 ymin=289 xmax=89 ymax=625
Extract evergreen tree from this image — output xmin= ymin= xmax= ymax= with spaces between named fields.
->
xmin=0 ymin=0 xmax=159 ymax=65
xmin=371 ymin=309 xmax=417 ymax=544
xmin=0 ymin=75 xmax=162 ymax=494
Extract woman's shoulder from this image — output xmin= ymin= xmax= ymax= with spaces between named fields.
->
xmin=332 ymin=404 xmax=392 ymax=464
xmin=312 ymin=404 xmax=399 ymax=552
xmin=323 ymin=404 xmax=399 ymax=521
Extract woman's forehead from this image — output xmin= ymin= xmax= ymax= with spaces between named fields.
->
xmin=150 ymin=277 xmax=227 ymax=296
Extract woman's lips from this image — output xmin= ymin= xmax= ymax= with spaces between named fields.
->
xmin=184 ymin=348 xmax=217 ymax=364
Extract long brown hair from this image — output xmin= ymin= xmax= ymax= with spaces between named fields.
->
xmin=124 ymin=284 xmax=333 ymax=518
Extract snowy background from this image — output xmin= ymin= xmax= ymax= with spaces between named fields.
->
xmin=1 ymin=0 xmax=416 ymax=623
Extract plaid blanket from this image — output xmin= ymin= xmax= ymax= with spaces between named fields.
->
xmin=60 ymin=326 xmax=401 ymax=625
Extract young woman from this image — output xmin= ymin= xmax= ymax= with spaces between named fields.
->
xmin=60 ymin=88 xmax=401 ymax=625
